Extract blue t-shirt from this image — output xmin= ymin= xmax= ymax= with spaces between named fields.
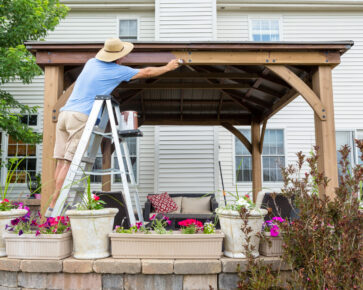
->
xmin=61 ymin=58 xmax=139 ymax=115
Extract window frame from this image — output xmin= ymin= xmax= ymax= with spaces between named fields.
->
xmin=233 ymin=126 xmax=287 ymax=186
xmin=117 ymin=17 xmax=139 ymax=41
xmin=1 ymin=113 xmax=40 ymax=185
xmin=248 ymin=16 xmax=283 ymax=42
xmin=336 ymin=128 xmax=363 ymax=167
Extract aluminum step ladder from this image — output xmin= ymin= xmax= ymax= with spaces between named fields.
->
xmin=51 ymin=95 xmax=144 ymax=226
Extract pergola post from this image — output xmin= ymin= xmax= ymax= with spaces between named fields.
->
xmin=252 ymin=121 xmax=262 ymax=202
xmin=312 ymin=66 xmax=338 ymax=199
xmin=41 ymin=65 xmax=64 ymax=213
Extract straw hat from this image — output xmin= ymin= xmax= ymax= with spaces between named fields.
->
xmin=95 ymin=38 xmax=134 ymax=62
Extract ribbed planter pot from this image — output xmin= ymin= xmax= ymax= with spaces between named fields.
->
xmin=216 ymin=208 xmax=267 ymax=258
xmin=109 ymin=231 xmax=224 ymax=259
xmin=0 ymin=209 xmax=28 ymax=257
xmin=3 ymin=232 xmax=72 ymax=259
xmin=66 ymin=208 xmax=118 ymax=259
xmin=259 ymin=232 xmax=284 ymax=257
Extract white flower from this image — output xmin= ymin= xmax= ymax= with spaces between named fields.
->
xmin=236 ymin=197 xmax=254 ymax=210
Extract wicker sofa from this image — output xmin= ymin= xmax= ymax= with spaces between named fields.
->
xmin=143 ymin=193 xmax=219 ymax=230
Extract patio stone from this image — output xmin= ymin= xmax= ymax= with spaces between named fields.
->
xmin=102 ymin=274 xmax=124 ymax=290
xmin=124 ymin=274 xmax=183 ymax=290
xmin=63 ymin=258 xmax=93 ymax=273
xmin=258 ymin=256 xmax=290 ymax=271
xmin=18 ymin=272 xmax=47 ymax=289
xmin=0 ymin=270 xmax=18 ymax=287
xmin=0 ymin=258 xmax=20 ymax=271
xmin=221 ymin=257 xmax=248 ymax=273
xmin=46 ymin=273 xmax=102 ymax=290
xmin=20 ymin=260 xmax=62 ymax=273
xmin=174 ymin=260 xmax=221 ymax=274
xmin=93 ymin=258 xmax=141 ymax=274
xmin=218 ymin=273 xmax=239 ymax=290
xmin=142 ymin=259 xmax=174 ymax=274
xmin=0 ymin=287 xmax=20 ymax=290
xmin=183 ymin=274 xmax=217 ymax=290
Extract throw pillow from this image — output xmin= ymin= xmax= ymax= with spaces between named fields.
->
xmin=147 ymin=192 xmax=178 ymax=214
xmin=181 ymin=196 xmax=212 ymax=214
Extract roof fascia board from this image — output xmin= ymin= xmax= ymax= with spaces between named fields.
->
xmin=218 ymin=0 xmax=363 ymax=11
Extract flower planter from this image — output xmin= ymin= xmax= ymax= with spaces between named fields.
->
xmin=3 ymin=232 xmax=72 ymax=260
xmin=109 ymin=231 xmax=224 ymax=259
xmin=66 ymin=208 xmax=118 ymax=259
xmin=0 ymin=209 xmax=28 ymax=257
xmin=259 ymin=232 xmax=284 ymax=257
xmin=216 ymin=208 xmax=267 ymax=258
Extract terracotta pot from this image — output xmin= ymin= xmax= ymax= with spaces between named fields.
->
xmin=3 ymin=232 xmax=72 ymax=259
xmin=0 ymin=209 xmax=28 ymax=257
xmin=109 ymin=231 xmax=224 ymax=259
xmin=259 ymin=232 xmax=284 ymax=257
xmin=216 ymin=208 xmax=267 ymax=258
xmin=66 ymin=208 xmax=118 ymax=259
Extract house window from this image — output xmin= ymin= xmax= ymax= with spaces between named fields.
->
xmin=336 ymin=131 xmax=354 ymax=176
xmin=357 ymin=130 xmax=363 ymax=165
xmin=6 ymin=115 xmax=38 ymax=183
xmin=119 ymin=20 xmax=138 ymax=41
xmin=235 ymin=129 xmax=285 ymax=182
xmin=91 ymin=137 xmax=138 ymax=184
xmin=250 ymin=19 xmax=281 ymax=41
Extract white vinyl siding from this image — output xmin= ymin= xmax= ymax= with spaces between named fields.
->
xmin=45 ymin=11 xmax=154 ymax=41
xmin=155 ymin=126 xmax=217 ymax=193
xmin=156 ymin=0 xmax=216 ymax=40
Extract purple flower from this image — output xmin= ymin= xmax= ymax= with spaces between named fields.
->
xmin=18 ymin=230 xmax=23 ymax=236
xmin=272 ymin=217 xmax=285 ymax=223
xmin=35 ymin=230 xmax=40 ymax=236
xmin=270 ymin=225 xmax=280 ymax=237
xmin=11 ymin=218 xmax=19 ymax=226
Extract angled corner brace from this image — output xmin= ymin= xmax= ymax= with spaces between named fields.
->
xmin=266 ymin=65 xmax=327 ymax=121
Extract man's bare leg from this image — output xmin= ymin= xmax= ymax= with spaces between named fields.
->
xmin=45 ymin=160 xmax=71 ymax=217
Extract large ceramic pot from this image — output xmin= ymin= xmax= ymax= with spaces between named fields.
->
xmin=0 ymin=209 xmax=28 ymax=257
xmin=216 ymin=190 xmax=268 ymax=258
xmin=66 ymin=208 xmax=118 ymax=259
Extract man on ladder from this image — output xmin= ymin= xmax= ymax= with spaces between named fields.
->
xmin=45 ymin=38 xmax=180 ymax=217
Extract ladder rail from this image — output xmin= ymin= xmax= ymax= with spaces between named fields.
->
xmin=106 ymin=100 xmax=137 ymax=226
xmin=122 ymin=141 xmax=144 ymax=223
xmin=52 ymin=100 xmax=104 ymax=217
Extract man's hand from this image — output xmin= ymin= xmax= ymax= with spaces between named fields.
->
xmin=166 ymin=59 xmax=180 ymax=72
xmin=131 ymin=58 xmax=182 ymax=80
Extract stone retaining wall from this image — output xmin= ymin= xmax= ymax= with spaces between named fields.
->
xmin=0 ymin=257 xmax=291 ymax=290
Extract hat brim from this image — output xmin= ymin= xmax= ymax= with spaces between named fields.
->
xmin=95 ymin=42 xmax=134 ymax=62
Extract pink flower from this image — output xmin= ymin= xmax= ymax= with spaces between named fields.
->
xmin=136 ymin=222 xmax=143 ymax=229
xmin=2 ymin=199 xmax=9 ymax=203
xmin=92 ymin=194 xmax=100 ymax=201
xmin=270 ymin=225 xmax=280 ymax=237
xmin=35 ymin=230 xmax=40 ymax=236
xmin=166 ymin=219 xmax=172 ymax=225
xmin=150 ymin=214 xmax=156 ymax=220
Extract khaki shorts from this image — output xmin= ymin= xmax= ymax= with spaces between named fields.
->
xmin=54 ymin=111 xmax=88 ymax=161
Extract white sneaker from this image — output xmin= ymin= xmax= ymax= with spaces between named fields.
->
xmin=44 ymin=207 xmax=53 ymax=218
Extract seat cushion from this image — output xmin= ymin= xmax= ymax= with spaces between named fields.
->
xmin=170 ymin=196 xmax=182 ymax=214
xmin=147 ymin=192 xmax=178 ymax=214
xmin=181 ymin=196 xmax=212 ymax=214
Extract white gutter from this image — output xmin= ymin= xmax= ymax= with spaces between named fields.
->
xmin=60 ymin=0 xmax=154 ymax=10
xmin=218 ymin=0 xmax=363 ymax=11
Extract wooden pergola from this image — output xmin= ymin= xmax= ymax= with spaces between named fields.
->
xmin=26 ymin=41 xmax=353 ymax=212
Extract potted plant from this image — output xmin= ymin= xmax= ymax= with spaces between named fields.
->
xmin=0 ymin=158 xmax=29 ymax=256
xmin=109 ymin=216 xmax=224 ymax=259
xmin=65 ymin=176 xmax=118 ymax=259
xmin=216 ymin=190 xmax=268 ymax=258
xmin=3 ymin=210 xmax=72 ymax=259
xmin=259 ymin=217 xmax=285 ymax=257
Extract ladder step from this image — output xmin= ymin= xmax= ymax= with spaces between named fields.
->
xmin=118 ymin=129 xmax=143 ymax=138
xmin=83 ymin=168 xmax=122 ymax=176
xmin=81 ymin=157 xmax=96 ymax=164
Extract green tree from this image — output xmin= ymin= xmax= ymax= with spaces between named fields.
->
xmin=0 ymin=0 xmax=68 ymax=143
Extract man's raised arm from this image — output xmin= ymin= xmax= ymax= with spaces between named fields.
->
xmin=130 ymin=59 xmax=180 ymax=79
